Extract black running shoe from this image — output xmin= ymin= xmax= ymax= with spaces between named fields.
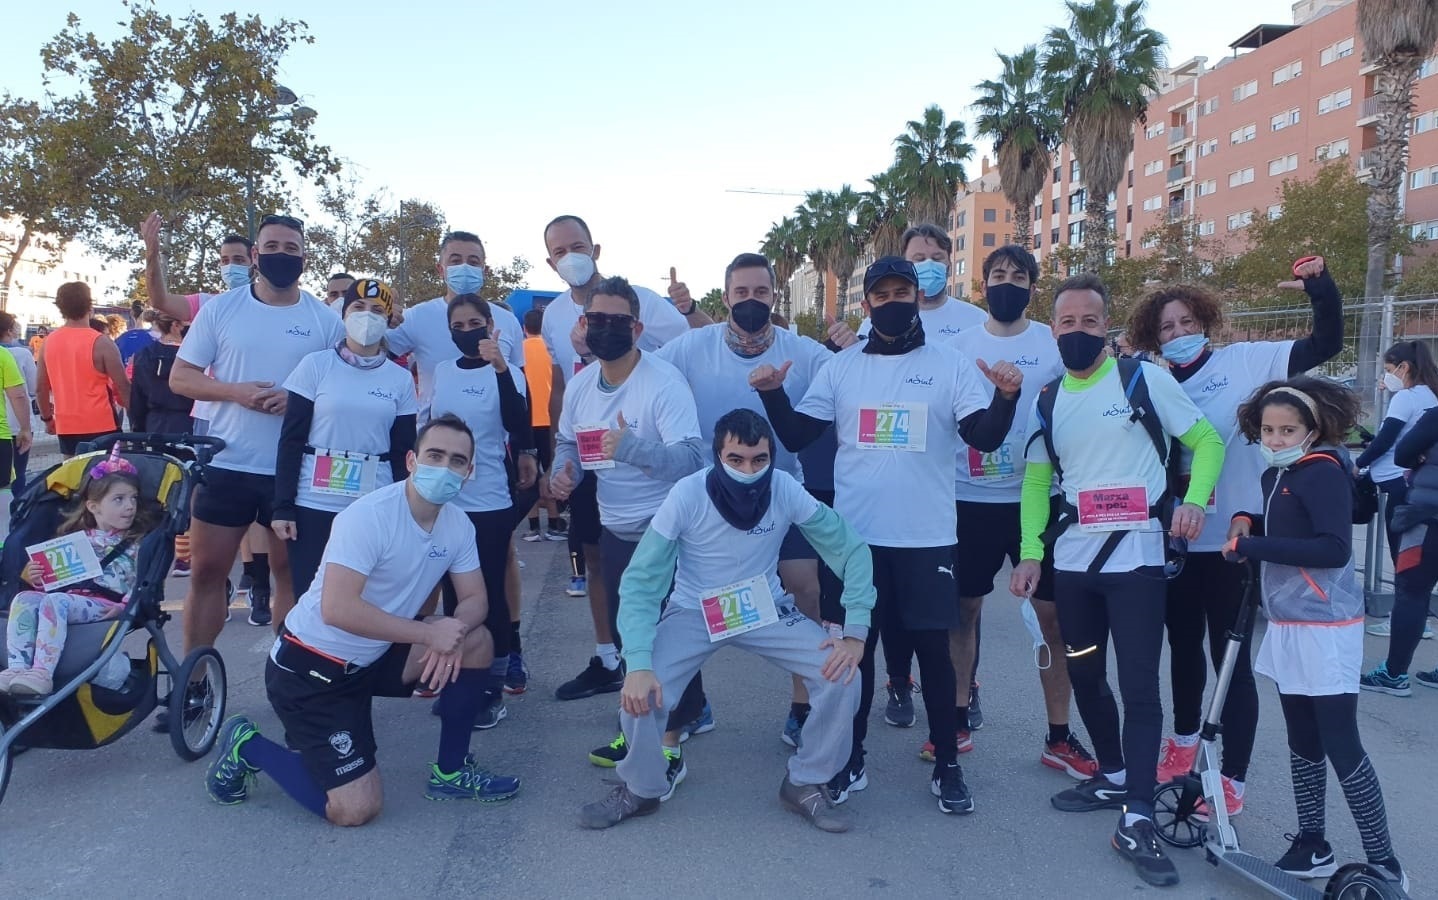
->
xmin=1275 ymin=832 xmax=1338 ymax=879
xmin=248 ymin=589 xmax=272 ymax=627
xmin=968 ymin=682 xmax=983 ymax=730
xmin=1051 ymin=775 xmax=1128 ymax=812
xmin=931 ymin=763 xmax=974 ymax=814
xmin=1112 ymin=817 xmax=1179 ymax=887
xmin=884 ymin=680 xmax=915 ymax=728
xmin=555 ymin=656 xmax=624 ymax=701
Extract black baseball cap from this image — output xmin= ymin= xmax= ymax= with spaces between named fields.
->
xmin=863 ymin=256 xmax=919 ymax=295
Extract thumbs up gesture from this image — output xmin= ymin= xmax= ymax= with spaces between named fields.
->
xmin=668 ymin=266 xmax=694 ymax=313
xmin=602 ymin=411 xmax=630 ymax=460
xmin=826 ymin=313 xmax=858 ymax=349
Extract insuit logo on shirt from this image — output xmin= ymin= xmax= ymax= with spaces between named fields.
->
xmin=462 ymin=386 xmax=488 ymax=397
xmin=747 ymin=521 xmax=776 ymax=535
xmin=369 ymin=388 xmax=396 ymax=401
xmin=329 ymin=731 xmax=355 ymax=758
xmin=428 ymin=545 xmax=449 ymax=559
xmin=287 ymin=325 xmax=312 ymax=338
xmin=1202 ymin=375 xmax=1230 ymax=394
xmin=905 ymin=374 xmax=935 ymax=386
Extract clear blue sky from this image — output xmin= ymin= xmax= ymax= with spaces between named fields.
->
xmin=1 ymin=0 xmax=1308 ymax=297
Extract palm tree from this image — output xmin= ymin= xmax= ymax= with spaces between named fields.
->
xmin=760 ymin=216 xmax=804 ymax=315
xmin=1042 ymin=0 xmax=1166 ymax=271
xmin=891 ymin=105 xmax=974 ymax=227
xmin=973 ymin=46 xmax=1064 ymax=249
xmin=857 ymin=167 xmax=909 ymax=257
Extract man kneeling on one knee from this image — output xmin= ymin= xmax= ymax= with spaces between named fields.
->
xmin=204 ymin=414 xmax=520 ymax=826
xmin=579 ymin=408 xmax=874 ymax=832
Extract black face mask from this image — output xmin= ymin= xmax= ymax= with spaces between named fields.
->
xmin=1056 ymin=330 xmax=1107 ymax=372
xmin=985 ymin=282 xmax=1031 ymax=324
xmin=729 ymin=299 xmax=771 ymax=334
xmin=256 ymin=252 xmax=303 ymax=289
xmin=705 ymin=461 xmax=774 ymax=531
xmin=585 ymin=324 xmax=635 ymax=361
xmin=451 ymin=326 xmax=487 ymax=360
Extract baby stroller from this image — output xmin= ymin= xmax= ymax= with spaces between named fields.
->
xmin=0 ymin=433 xmax=229 ymax=806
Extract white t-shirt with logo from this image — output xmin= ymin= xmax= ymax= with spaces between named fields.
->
xmin=652 ymin=468 xmax=820 ymax=611
xmin=1371 ymin=384 xmax=1438 ymax=483
xmin=652 ymin=324 xmax=833 ymax=480
xmin=430 ymin=360 xmax=517 ymax=513
xmin=1172 ymin=341 xmax=1293 ymax=552
xmin=795 ymin=342 xmax=989 ymax=548
xmin=949 ymin=321 xmax=1064 ymax=503
xmin=857 ymin=296 xmax=986 ymax=343
xmin=556 ymin=353 xmax=701 ymax=531
xmin=177 ymin=286 xmax=344 ymax=474
xmin=541 ymin=285 xmax=688 ymax=386
xmin=280 ymin=480 xmax=481 ymax=666
xmin=1024 ymin=360 xmax=1204 ymax=573
xmin=283 ymin=350 xmax=419 ymax=513
xmin=385 ymin=296 xmax=526 ymax=419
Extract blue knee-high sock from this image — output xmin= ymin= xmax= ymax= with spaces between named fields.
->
xmin=241 ymin=732 xmax=328 ymax=818
xmin=436 ymin=667 xmax=487 ymax=773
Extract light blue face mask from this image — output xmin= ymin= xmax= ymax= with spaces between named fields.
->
xmin=722 ymin=462 xmax=770 ymax=484
xmin=912 ymin=260 xmax=948 ymax=299
xmin=411 ymin=463 xmax=465 ymax=504
xmin=1160 ymin=332 xmax=1209 ymax=365
xmin=445 ymin=264 xmax=486 ymax=296
xmin=1019 ymin=599 xmax=1051 ymax=670
xmin=221 ymin=263 xmax=252 ymax=290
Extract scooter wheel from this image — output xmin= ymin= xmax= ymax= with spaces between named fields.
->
xmin=1152 ymin=781 xmax=1206 ymax=849
xmin=1325 ymin=863 xmax=1405 ymax=899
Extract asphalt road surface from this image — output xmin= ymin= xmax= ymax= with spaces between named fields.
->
xmin=3 ymin=524 xmax=1435 ymax=899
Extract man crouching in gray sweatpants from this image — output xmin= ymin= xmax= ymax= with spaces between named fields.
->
xmin=578 ymin=408 xmax=874 ymax=832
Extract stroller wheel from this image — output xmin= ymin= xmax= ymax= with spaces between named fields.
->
xmin=1152 ymin=780 xmax=1207 ymax=849
xmin=168 ymin=647 xmax=227 ymax=761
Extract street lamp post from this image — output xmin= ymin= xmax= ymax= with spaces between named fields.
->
xmin=245 ymin=85 xmax=317 ymax=241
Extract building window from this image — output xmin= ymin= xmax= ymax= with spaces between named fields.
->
xmin=1232 ymin=79 xmax=1258 ymax=102
xmin=1227 ymin=211 xmax=1254 ymax=230
xmin=982 ymin=233 xmax=997 ymax=247
xmin=1229 ymin=166 xmax=1256 ymax=187
xmin=1198 ymin=138 xmax=1219 ymax=157
xmin=1144 ymin=159 xmax=1164 ymax=176
xmin=1070 ymin=159 xmax=1082 ymax=182
xmin=1320 ymin=37 xmax=1355 ymax=66
xmin=1230 ymin=123 xmax=1257 ymax=144
xmin=1272 ymin=60 xmax=1302 ymax=85
xmin=1197 ymin=179 xmax=1217 ymax=197
xmin=1268 ymin=154 xmax=1299 ymax=176
xmin=1268 ymin=204 xmax=1284 ymax=220
xmin=1069 ymin=190 xmax=1087 ymax=214
xmin=1271 ymin=108 xmax=1301 ymax=131
xmin=1198 ymin=220 xmax=1216 ymax=236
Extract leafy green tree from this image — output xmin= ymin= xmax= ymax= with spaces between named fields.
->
xmin=1043 ymin=0 xmax=1166 ymax=271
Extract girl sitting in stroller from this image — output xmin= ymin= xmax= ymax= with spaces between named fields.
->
xmin=0 ymin=446 xmax=156 ymax=697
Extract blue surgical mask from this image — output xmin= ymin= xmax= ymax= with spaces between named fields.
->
xmin=912 ymin=260 xmax=948 ymax=299
xmin=1260 ymin=435 xmax=1312 ymax=470
xmin=221 ymin=263 xmax=251 ymax=289
xmin=445 ymin=264 xmax=486 ymax=296
xmin=1019 ymin=599 xmax=1051 ymax=670
xmin=722 ymin=462 xmax=770 ymax=484
xmin=411 ymin=463 xmax=465 ymax=504
xmin=1160 ymin=333 xmax=1209 ymax=365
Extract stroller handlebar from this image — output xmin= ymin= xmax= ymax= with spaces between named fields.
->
xmin=85 ymin=432 xmax=228 ymax=466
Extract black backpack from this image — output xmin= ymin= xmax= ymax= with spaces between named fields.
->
xmin=1027 ymin=358 xmax=1179 ymax=574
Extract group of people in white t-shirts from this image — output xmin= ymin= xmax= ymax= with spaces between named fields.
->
xmin=129 ymin=207 xmax=1414 ymax=894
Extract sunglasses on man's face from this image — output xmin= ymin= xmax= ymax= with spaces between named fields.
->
xmin=584 ymin=312 xmax=634 ymax=330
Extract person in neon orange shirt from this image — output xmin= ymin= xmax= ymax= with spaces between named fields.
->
xmin=36 ymin=282 xmax=130 ymax=457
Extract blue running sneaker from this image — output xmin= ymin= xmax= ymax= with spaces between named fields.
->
xmin=781 ymin=711 xmax=804 ymax=749
xmin=206 ymin=715 xmax=260 ymax=805
xmin=504 ymin=651 xmax=529 ymax=695
xmin=426 ymin=757 xmax=520 ymax=801
xmin=678 ymin=702 xmax=715 ymax=743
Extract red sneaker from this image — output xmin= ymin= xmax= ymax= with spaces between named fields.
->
xmin=1042 ymin=733 xmax=1100 ymax=780
xmin=1155 ymin=736 xmax=1199 ymax=784
xmin=1193 ymin=776 xmax=1245 ymax=822
xmin=918 ymin=731 xmax=974 ymax=761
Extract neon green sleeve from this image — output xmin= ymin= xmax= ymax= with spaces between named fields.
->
xmin=796 ymin=504 xmax=874 ymax=639
xmin=1019 ymin=462 xmax=1055 ymax=562
xmin=615 ymin=528 xmax=679 ymax=673
xmin=1178 ymin=419 xmax=1225 ymax=508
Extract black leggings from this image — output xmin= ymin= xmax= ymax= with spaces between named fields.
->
xmin=1054 ymin=567 xmax=1167 ymax=817
xmin=1387 ymin=521 xmax=1438 ymax=676
xmin=599 ymin=527 xmax=705 ymax=731
xmin=1165 ymin=551 xmax=1258 ymax=780
xmin=286 ymin=506 xmax=339 ymax=599
xmin=441 ymin=508 xmax=518 ymax=659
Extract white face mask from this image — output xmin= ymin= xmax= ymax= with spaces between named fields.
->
xmin=555 ymin=253 xmax=597 ymax=287
xmin=345 ymin=310 xmax=388 ymax=347
xmin=1383 ymin=371 xmax=1405 ymax=393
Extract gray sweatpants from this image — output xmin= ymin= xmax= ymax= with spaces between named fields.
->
xmin=617 ymin=604 xmax=860 ymax=800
